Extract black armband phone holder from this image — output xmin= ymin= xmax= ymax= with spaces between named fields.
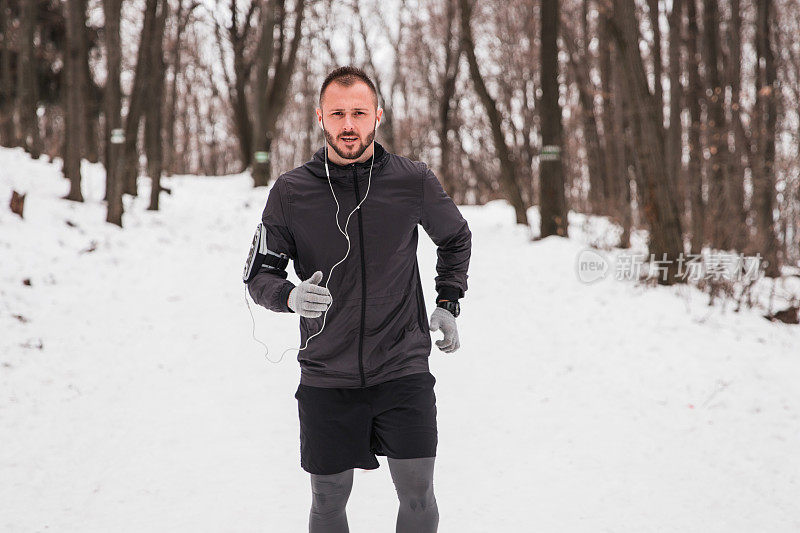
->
xmin=242 ymin=223 xmax=290 ymax=283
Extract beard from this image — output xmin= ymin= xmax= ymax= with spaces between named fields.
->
xmin=324 ymin=127 xmax=376 ymax=162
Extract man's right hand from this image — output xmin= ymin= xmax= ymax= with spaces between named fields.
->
xmin=287 ymin=271 xmax=332 ymax=318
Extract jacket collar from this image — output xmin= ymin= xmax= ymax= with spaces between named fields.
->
xmin=303 ymin=141 xmax=390 ymax=181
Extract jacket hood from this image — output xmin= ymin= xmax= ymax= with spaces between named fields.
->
xmin=303 ymin=140 xmax=390 ymax=181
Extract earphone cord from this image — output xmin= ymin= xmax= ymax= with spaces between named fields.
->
xmin=243 ymin=141 xmax=375 ymax=364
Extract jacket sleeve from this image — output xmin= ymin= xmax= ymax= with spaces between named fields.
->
xmin=246 ymin=176 xmax=297 ymax=313
xmin=418 ymin=162 xmax=472 ymax=301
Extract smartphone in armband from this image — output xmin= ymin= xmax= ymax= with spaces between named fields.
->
xmin=242 ymin=223 xmax=289 ymax=283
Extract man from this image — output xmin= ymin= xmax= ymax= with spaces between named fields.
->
xmin=246 ymin=66 xmax=471 ymax=533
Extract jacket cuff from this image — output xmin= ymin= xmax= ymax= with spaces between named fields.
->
xmin=436 ymin=286 xmax=462 ymax=302
xmin=277 ymin=282 xmax=296 ymax=313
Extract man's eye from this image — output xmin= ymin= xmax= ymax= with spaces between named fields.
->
xmin=355 ymin=112 xmax=364 ymax=116
xmin=333 ymin=112 xmax=342 ymax=116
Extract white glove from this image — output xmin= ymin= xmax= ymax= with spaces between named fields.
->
xmin=287 ymin=271 xmax=332 ymax=318
xmin=429 ymin=306 xmax=460 ymax=353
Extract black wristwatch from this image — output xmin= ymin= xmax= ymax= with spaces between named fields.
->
xmin=436 ymin=299 xmax=460 ymax=318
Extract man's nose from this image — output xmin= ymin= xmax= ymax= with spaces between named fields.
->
xmin=343 ymin=114 xmax=356 ymax=130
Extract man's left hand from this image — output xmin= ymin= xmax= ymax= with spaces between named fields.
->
xmin=429 ymin=307 xmax=460 ymax=353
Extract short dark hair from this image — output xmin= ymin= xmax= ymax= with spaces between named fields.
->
xmin=319 ymin=66 xmax=379 ymax=109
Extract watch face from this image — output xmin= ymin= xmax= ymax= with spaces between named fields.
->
xmin=438 ymin=300 xmax=459 ymax=317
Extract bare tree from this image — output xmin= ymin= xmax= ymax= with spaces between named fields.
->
xmin=104 ymin=0 xmax=124 ymax=226
xmin=459 ymin=0 xmax=528 ymax=225
xmin=606 ymin=0 xmax=685 ymax=284
xmin=146 ymin=0 xmax=170 ymax=210
xmin=0 ymin=0 xmax=14 ymax=146
xmin=119 ymin=0 xmax=161 ymax=197
xmin=165 ymin=0 xmax=200 ymax=176
xmin=64 ymin=0 xmax=88 ymax=202
xmin=666 ymin=0 xmax=683 ymax=219
xmin=597 ymin=1 xmax=632 ymax=246
xmin=252 ymin=0 xmax=307 ymax=186
xmin=725 ymin=0 xmax=748 ymax=252
xmin=646 ymin=0 xmax=664 ymax=130
xmin=435 ymin=0 xmax=462 ymax=197
xmin=214 ymin=0 xmax=259 ymax=172
xmin=539 ymin=0 xmax=568 ymax=237
xmin=82 ymin=8 xmax=100 ymax=164
xmin=17 ymin=0 xmax=41 ymax=158
xmin=751 ymin=0 xmax=781 ymax=276
xmin=562 ymin=19 xmax=608 ymax=218
xmin=685 ymin=0 xmax=704 ymax=254
xmin=610 ymin=35 xmax=633 ymax=247
xmin=352 ymin=0 xmax=404 ymax=154
xmin=703 ymin=0 xmax=734 ymax=250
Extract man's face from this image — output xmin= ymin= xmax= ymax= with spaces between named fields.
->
xmin=317 ymin=81 xmax=382 ymax=161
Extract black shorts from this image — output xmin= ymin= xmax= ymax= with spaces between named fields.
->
xmin=294 ymin=371 xmax=438 ymax=475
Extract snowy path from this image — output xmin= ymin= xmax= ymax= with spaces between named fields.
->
xmin=1 ymin=148 xmax=799 ymax=532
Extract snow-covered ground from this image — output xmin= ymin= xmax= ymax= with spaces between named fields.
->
xmin=1 ymin=146 xmax=799 ymax=532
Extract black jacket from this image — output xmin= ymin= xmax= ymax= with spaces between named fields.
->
xmin=246 ymin=141 xmax=471 ymax=387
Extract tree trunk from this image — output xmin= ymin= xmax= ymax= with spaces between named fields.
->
xmin=726 ymin=0 xmax=748 ymax=252
xmin=608 ymin=0 xmax=685 ymax=284
xmin=685 ymin=0 xmax=704 ymax=255
xmin=538 ymin=0 xmax=568 ymax=236
xmin=752 ymin=0 xmax=781 ymax=276
xmin=121 ymin=0 xmax=159 ymax=196
xmin=646 ymin=0 xmax=664 ymax=130
xmin=231 ymin=61 xmax=253 ymax=172
xmin=165 ymin=0 xmax=189 ymax=176
xmin=300 ymin=49 xmax=314 ymax=162
xmin=563 ymin=23 xmax=608 ymax=217
xmin=252 ymin=0 xmax=277 ymax=186
xmin=181 ymin=59 xmax=194 ymax=174
xmin=17 ymin=0 xmax=41 ymax=158
xmin=0 ymin=0 xmax=15 ymax=146
xmin=82 ymin=2 xmax=100 ymax=165
xmin=666 ymin=0 xmax=683 ymax=224
xmin=599 ymin=6 xmax=630 ymax=245
xmin=611 ymin=43 xmax=633 ymax=248
xmin=147 ymin=0 xmax=169 ymax=210
xmin=459 ymin=0 xmax=528 ymax=226
xmin=191 ymin=75 xmax=203 ymax=173
xmin=64 ymin=0 xmax=87 ymax=202
xmin=223 ymin=0 xmax=261 ymax=173
xmin=703 ymin=0 xmax=734 ymax=251
xmin=437 ymin=0 xmax=461 ymax=196
xmin=104 ymin=0 xmax=124 ymax=226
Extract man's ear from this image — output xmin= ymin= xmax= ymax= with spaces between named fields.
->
xmin=316 ymin=108 xmax=323 ymax=130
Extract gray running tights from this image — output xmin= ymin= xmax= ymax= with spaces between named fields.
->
xmin=308 ymin=456 xmax=438 ymax=532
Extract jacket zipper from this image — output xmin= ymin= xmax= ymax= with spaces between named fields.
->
xmin=352 ymin=167 xmax=367 ymax=388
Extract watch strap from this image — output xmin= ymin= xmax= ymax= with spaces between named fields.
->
xmin=436 ymin=299 xmax=460 ymax=317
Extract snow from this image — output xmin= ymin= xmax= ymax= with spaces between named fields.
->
xmin=1 ymin=146 xmax=799 ymax=532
